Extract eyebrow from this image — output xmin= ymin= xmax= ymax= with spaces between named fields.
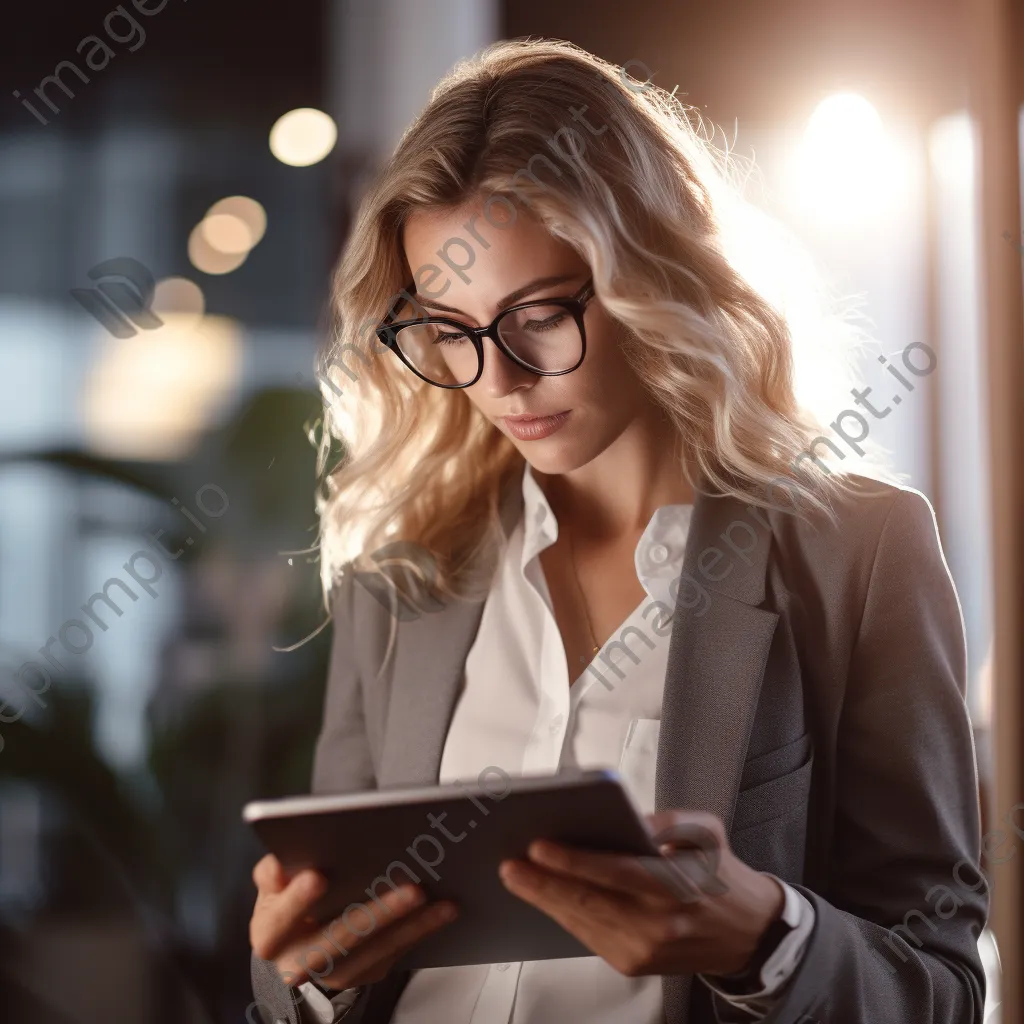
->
xmin=410 ymin=274 xmax=580 ymax=319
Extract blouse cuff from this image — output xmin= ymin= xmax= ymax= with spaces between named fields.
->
xmin=296 ymin=981 xmax=363 ymax=1023
xmin=699 ymin=877 xmax=816 ymax=1016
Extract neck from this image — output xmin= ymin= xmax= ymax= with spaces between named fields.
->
xmin=532 ymin=409 xmax=696 ymax=540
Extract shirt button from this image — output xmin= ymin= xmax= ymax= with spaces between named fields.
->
xmin=649 ymin=543 xmax=669 ymax=564
xmin=549 ymin=715 xmax=563 ymax=734
xmin=496 ymin=963 xmax=510 ymax=972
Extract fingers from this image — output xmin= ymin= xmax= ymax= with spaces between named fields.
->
xmin=251 ymin=869 xmax=328 ymax=961
xmin=498 ymin=859 xmax=696 ymax=977
xmin=252 ymin=854 xmax=286 ymax=895
xmin=644 ymin=809 xmax=726 ymax=849
xmin=636 ymin=854 xmax=706 ymax=904
xmin=643 ymin=811 xmax=731 ymax=899
xmin=278 ymin=887 xmax=457 ymax=990
xmin=524 ymin=840 xmax=676 ymax=903
xmin=313 ymin=898 xmax=458 ymax=989
xmin=522 ymin=830 xmax=729 ymax=906
xmin=499 ymin=858 xmax=634 ymax=928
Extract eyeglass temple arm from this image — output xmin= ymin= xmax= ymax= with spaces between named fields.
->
xmin=377 ymin=282 xmax=419 ymax=329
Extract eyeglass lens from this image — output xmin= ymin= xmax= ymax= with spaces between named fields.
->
xmin=392 ymin=302 xmax=583 ymax=386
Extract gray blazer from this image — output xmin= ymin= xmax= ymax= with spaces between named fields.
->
xmin=252 ymin=471 xmax=987 ymax=1024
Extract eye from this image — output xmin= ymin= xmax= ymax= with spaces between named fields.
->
xmin=522 ymin=311 xmax=569 ymax=332
xmin=429 ymin=328 xmax=470 ymax=346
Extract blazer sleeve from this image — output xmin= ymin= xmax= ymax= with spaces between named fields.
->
xmin=757 ymin=487 xmax=988 ymax=1024
xmin=250 ymin=568 xmax=382 ymax=1024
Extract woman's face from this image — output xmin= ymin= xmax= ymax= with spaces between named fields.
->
xmin=401 ymin=198 xmax=656 ymax=476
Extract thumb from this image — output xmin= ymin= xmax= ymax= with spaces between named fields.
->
xmin=645 ymin=809 xmax=687 ymax=837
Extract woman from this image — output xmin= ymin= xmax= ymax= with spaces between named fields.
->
xmin=249 ymin=39 xmax=987 ymax=1024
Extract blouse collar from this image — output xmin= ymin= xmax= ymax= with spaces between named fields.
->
xmin=520 ymin=461 xmax=693 ymax=609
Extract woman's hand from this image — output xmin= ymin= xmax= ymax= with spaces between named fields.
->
xmin=250 ymin=854 xmax=458 ymax=991
xmin=497 ymin=809 xmax=784 ymax=979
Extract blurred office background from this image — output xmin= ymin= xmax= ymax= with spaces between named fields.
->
xmin=0 ymin=0 xmax=1021 ymax=1021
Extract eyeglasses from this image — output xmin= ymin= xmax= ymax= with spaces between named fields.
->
xmin=375 ymin=277 xmax=596 ymax=389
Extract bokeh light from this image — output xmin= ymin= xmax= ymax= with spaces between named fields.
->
xmin=188 ymin=222 xmax=249 ymax=274
xmin=269 ymin=107 xmax=338 ymax=167
xmin=201 ymin=213 xmax=254 ymax=254
xmin=152 ymin=276 xmax=205 ymax=325
xmin=206 ymin=195 xmax=267 ymax=246
xmin=82 ymin=314 xmax=242 ymax=460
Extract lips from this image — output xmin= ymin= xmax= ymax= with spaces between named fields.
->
xmin=502 ymin=410 xmax=571 ymax=440
xmin=504 ymin=412 xmax=554 ymax=423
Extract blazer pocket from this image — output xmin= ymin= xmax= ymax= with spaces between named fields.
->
xmin=738 ymin=731 xmax=812 ymax=791
xmin=731 ymin=745 xmax=814 ymax=834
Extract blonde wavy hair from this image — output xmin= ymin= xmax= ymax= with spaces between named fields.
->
xmin=313 ymin=38 xmax=890 ymax=614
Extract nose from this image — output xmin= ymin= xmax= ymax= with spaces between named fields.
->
xmin=472 ymin=334 xmax=537 ymax=399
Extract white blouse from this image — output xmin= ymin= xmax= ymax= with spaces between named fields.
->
xmin=300 ymin=461 xmax=813 ymax=1023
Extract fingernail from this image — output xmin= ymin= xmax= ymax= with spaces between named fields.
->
xmin=436 ymin=903 xmax=457 ymax=921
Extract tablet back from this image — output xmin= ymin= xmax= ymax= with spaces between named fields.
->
xmin=246 ymin=769 xmax=661 ymax=968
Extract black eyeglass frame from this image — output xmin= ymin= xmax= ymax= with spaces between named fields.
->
xmin=375 ymin=277 xmax=596 ymax=389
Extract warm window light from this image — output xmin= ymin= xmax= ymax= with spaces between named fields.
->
xmin=787 ymin=92 xmax=911 ymax=226
xmin=188 ymin=222 xmax=248 ymax=275
xmin=269 ymin=107 xmax=338 ymax=167
xmin=807 ymin=92 xmax=884 ymax=146
xmin=716 ymin=201 xmax=864 ymax=432
xmin=928 ymin=114 xmax=975 ymax=189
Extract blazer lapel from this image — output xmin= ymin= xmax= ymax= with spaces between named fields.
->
xmin=655 ymin=491 xmax=779 ymax=1024
xmin=655 ymin=490 xmax=779 ymax=821
xmin=376 ymin=473 xmax=525 ymax=788
xmin=376 ymin=595 xmax=486 ymax=788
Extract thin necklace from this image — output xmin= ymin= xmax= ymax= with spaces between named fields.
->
xmin=565 ymin=522 xmax=600 ymax=655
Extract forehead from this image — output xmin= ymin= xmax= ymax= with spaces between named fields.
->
xmin=401 ymin=198 xmax=585 ymax=317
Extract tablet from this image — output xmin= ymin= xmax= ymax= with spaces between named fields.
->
xmin=244 ymin=768 xmax=661 ymax=969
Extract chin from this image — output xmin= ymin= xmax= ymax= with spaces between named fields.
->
xmin=515 ymin=436 xmax=604 ymax=477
